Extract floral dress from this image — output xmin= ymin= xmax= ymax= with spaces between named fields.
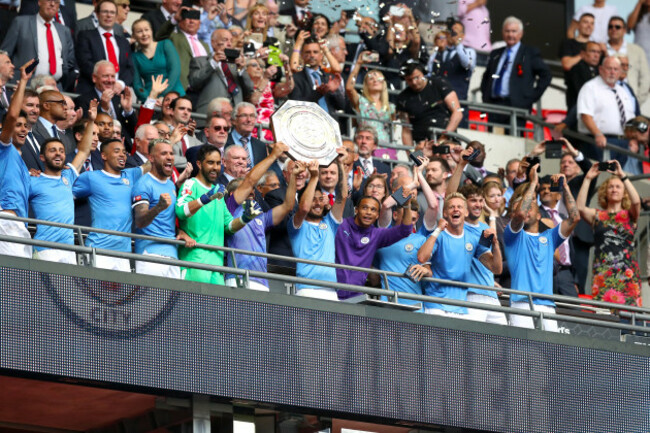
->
xmin=357 ymin=96 xmax=397 ymax=159
xmin=591 ymin=209 xmax=642 ymax=307
xmin=251 ymin=81 xmax=275 ymax=142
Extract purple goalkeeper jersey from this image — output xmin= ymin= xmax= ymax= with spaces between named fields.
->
xmin=335 ymin=217 xmax=412 ymax=299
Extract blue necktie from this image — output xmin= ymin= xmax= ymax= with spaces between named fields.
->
xmin=52 ymin=125 xmax=60 ymax=139
xmin=493 ymin=48 xmax=511 ymax=98
xmin=311 ymin=70 xmax=329 ymax=112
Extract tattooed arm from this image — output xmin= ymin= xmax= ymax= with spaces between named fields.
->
xmin=555 ymin=173 xmax=581 ymax=237
xmin=510 ymin=164 xmax=539 ymax=232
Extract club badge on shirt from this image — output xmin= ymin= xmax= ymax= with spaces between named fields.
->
xmin=61 ymin=177 xmax=69 ymax=186
xmin=404 ymin=243 xmax=414 ymax=252
xmin=255 ymin=219 xmax=263 ymax=226
xmin=465 ymin=242 xmax=473 ymax=252
xmin=319 ymin=223 xmax=328 ymax=230
xmin=539 ymin=236 xmax=548 ymax=245
xmin=122 ymin=178 xmax=130 ymax=185
xmin=360 ymin=236 xmax=370 ymax=245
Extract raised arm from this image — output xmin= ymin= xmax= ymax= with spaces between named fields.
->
xmin=70 ymin=99 xmax=98 ymax=173
xmin=331 ymin=156 xmax=349 ymax=222
xmin=576 ymin=162 xmax=600 ymax=226
xmin=232 ymin=142 xmax=289 ymax=204
xmin=271 ymin=161 xmax=304 ymax=225
xmin=478 ymin=228 xmax=502 ymax=275
xmin=0 ymin=59 xmax=35 ymax=143
xmin=613 ymin=160 xmax=641 ymax=222
xmin=443 ymin=91 xmax=462 ymax=132
xmin=346 ymin=54 xmax=366 ymax=111
xmin=446 ymin=147 xmax=473 ymax=195
xmin=293 ymin=160 xmax=320 ymax=227
xmin=555 ymin=173 xmax=581 ymax=237
xmin=417 ymin=218 xmax=447 ymax=263
xmin=510 ymin=164 xmax=539 ymax=232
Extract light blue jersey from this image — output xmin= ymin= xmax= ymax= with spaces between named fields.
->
xmin=29 ymin=166 xmax=78 ymax=251
xmin=423 ymin=227 xmax=489 ymax=313
xmin=503 ymin=224 xmax=565 ymax=306
xmin=464 ymin=221 xmax=497 ymax=298
xmin=131 ymin=173 xmax=178 ymax=258
xmin=375 ymin=233 xmax=427 ymax=310
xmin=73 ymin=167 xmax=143 ymax=252
xmin=288 ymin=213 xmax=341 ymax=290
xmin=0 ymin=140 xmax=30 ymax=219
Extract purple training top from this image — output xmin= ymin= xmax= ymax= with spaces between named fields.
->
xmin=335 ymin=217 xmax=412 ymax=299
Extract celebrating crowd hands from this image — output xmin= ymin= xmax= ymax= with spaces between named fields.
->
xmin=0 ymin=0 xmax=647 ymax=332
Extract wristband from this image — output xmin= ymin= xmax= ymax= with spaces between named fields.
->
xmin=293 ymin=49 xmax=301 ymax=53
xmin=432 ymin=227 xmax=442 ymax=237
xmin=489 ymin=216 xmax=496 ymax=221
xmin=621 ymin=176 xmax=629 ymax=182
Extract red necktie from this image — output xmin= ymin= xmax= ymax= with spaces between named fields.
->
xmin=328 ymin=193 xmax=334 ymax=206
xmin=103 ymin=32 xmax=120 ymax=73
xmin=55 ymin=12 xmax=62 ymax=24
xmin=181 ymin=137 xmax=188 ymax=154
xmin=45 ymin=23 xmax=56 ymax=75
xmin=220 ymin=63 xmax=237 ymax=94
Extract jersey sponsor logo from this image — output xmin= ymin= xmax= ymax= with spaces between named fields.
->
xmin=360 ymin=236 xmax=370 ymax=245
xmin=465 ymin=242 xmax=473 ymax=252
xmin=61 ymin=177 xmax=69 ymax=186
xmin=43 ymin=272 xmax=178 ymax=339
xmin=404 ymin=243 xmax=414 ymax=252
xmin=319 ymin=223 xmax=328 ymax=230
xmin=133 ymin=195 xmax=142 ymax=203
xmin=122 ymin=178 xmax=130 ymax=185
xmin=539 ymin=236 xmax=548 ymax=245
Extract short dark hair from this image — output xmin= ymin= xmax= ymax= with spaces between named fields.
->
xmin=95 ymin=0 xmax=116 ymax=14
xmin=400 ymin=61 xmax=426 ymax=79
xmin=24 ymin=89 xmax=39 ymax=99
xmin=356 ymin=195 xmax=381 ymax=209
xmin=459 ymin=184 xmax=481 ymax=199
xmin=302 ymin=36 xmax=321 ymax=47
xmin=100 ymin=138 xmax=122 ymax=152
xmin=40 ymin=137 xmax=65 ymax=155
xmin=17 ymin=110 xmax=28 ymax=119
xmin=72 ymin=118 xmax=90 ymax=136
xmin=608 ymin=16 xmax=626 ymax=27
xmin=430 ymin=156 xmax=451 ymax=173
xmin=197 ymin=144 xmax=221 ymax=163
xmin=170 ymin=96 xmax=192 ymax=111
xmin=579 ymin=12 xmax=595 ymax=21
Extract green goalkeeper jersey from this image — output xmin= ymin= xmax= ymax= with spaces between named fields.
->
xmin=175 ymin=177 xmax=234 ymax=285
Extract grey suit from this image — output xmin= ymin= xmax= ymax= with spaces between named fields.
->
xmin=188 ymin=56 xmax=254 ymax=117
xmin=172 ymin=133 xmax=202 ymax=170
xmin=75 ymin=14 xmax=125 ymax=40
xmin=0 ymin=15 xmax=77 ymax=91
xmin=32 ymin=118 xmax=76 ymax=154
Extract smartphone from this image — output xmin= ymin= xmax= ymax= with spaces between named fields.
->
xmin=463 ymin=147 xmax=481 ymax=162
xmin=409 ymin=150 xmax=424 ymax=166
xmin=245 ymin=32 xmax=264 ymax=50
xmin=404 ymin=264 xmax=419 ymax=283
xmin=545 ymin=140 xmax=563 ymax=159
xmin=343 ymin=9 xmax=356 ymax=18
xmin=478 ymin=231 xmax=494 ymax=248
xmin=267 ymin=45 xmax=283 ymax=67
xmin=550 ymin=177 xmax=564 ymax=193
xmin=525 ymin=156 xmax=541 ymax=173
xmin=361 ymin=52 xmax=380 ymax=63
xmin=598 ymin=161 xmax=616 ymax=171
xmin=277 ymin=15 xmax=293 ymax=26
xmin=224 ymin=48 xmax=240 ymax=62
xmin=431 ymin=145 xmax=450 ymax=155
xmin=391 ymin=187 xmax=410 ymax=207
xmin=26 ymin=58 xmax=39 ymax=75
xmin=389 ymin=5 xmax=405 ymax=17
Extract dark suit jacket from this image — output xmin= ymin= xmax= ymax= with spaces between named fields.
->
xmin=75 ymin=14 xmax=125 ymax=40
xmin=22 ymin=133 xmax=44 ymax=171
xmin=225 ymin=133 xmax=268 ymax=167
xmin=263 ymin=186 xmax=296 ymax=269
xmin=480 ymin=43 xmax=551 ymax=110
xmin=75 ymin=28 xmax=134 ymax=94
xmin=353 ymin=158 xmax=392 ymax=178
xmin=32 ymin=119 xmax=76 ymax=154
xmin=18 ymin=0 xmax=77 ymax=34
xmin=75 ymin=90 xmax=138 ymax=145
xmin=142 ymin=8 xmax=168 ymax=36
xmin=566 ymin=60 xmax=598 ymax=110
xmin=288 ymin=68 xmax=346 ymax=116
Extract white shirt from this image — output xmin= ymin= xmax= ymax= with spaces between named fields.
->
xmin=577 ymin=76 xmax=635 ymax=136
xmin=607 ymin=40 xmax=628 ymax=56
xmin=97 ymin=28 xmax=121 ymax=72
xmin=35 ymin=14 xmax=63 ymax=81
xmin=573 ymin=4 xmax=618 ymax=44
xmin=359 ymin=157 xmax=374 ymax=177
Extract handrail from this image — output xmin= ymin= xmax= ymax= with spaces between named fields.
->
xmin=3 ymin=212 xmax=650 ymax=320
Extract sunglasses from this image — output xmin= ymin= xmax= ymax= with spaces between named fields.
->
xmin=212 ymin=125 xmax=229 ymax=132
xmin=608 ymin=24 xmax=623 ymax=30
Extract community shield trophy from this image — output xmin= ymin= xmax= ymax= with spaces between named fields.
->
xmin=271 ymin=100 xmax=342 ymax=166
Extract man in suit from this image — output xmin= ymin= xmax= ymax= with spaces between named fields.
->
xmin=142 ymin=0 xmax=182 ymax=35
xmin=0 ymin=0 xmax=77 ymax=91
xmin=289 ymin=37 xmax=345 ymax=117
xmin=76 ymin=0 xmax=134 ymax=95
xmin=480 ymin=16 xmax=551 ymax=131
xmin=32 ymin=89 xmax=75 ymax=154
xmin=352 ymin=127 xmax=391 ymax=179
xmin=75 ymin=0 xmax=124 ymax=39
xmin=169 ymin=96 xmax=201 ymax=170
xmin=18 ymin=0 xmax=77 ymax=36
xmin=0 ymin=50 xmax=13 ymax=124
xmin=218 ymin=144 xmax=248 ymax=187
xmin=225 ymin=102 xmax=268 ymax=171
xmin=156 ymin=8 xmax=210 ymax=90
xmin=131 ymin=124 xmax=160 ymax=166
xmin=189 ymin=29 xmax=253 ymax=116
xmin=75 ymin=61 xmax=137 ymax=145
xmin=279 ymin=0 xmax=312 ymax=31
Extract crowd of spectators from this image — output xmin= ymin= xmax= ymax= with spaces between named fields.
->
xmin=0 ymin=0 xmax=648 ymax=332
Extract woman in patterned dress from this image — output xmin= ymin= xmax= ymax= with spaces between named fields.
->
xmin=577 ymin=160 xmax=642 ymax=307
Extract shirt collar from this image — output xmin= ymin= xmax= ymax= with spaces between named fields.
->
xmin=39 ymin=116 xmax=56 ymax=132
xmin=36 ymin=13 xmax=53 ymax=25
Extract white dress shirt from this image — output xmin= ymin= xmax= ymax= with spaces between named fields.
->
xmin=35 ymin=14 xmax=63 ymax=81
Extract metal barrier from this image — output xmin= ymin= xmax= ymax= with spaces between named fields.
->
xmin=1 ymin=212 xmax=649 ymax=334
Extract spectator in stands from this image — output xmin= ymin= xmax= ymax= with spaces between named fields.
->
xmin=223 ymin=144 xmax=299 ymax=291
xmin=206 ymin=97 xmax=234 ymax=127
xmin=76 ymin=0 xmax=124 ymax=37
xmin=175 ymin=145 xmax=260 ymax=284
xmin=352 ymin=127 xmax=391 ymax=180
xmin=256 ymin=171 xmax=280 ymax=199
xmin=502 ymin=158 xmax=519 ymax=205
xmin=225 ymin=102 xmax=268 ymax=169
xmin=289 ymin=159 xmax=347 ymax=300
xmin=114 ymin=0 xmax=130 ymax=35
xmin=244 ymin=4 xmax=271 ymax=43
xmin=351 ymin=14 xmax=380 ymax=68
xmin=577 ymin=160 xmax=642 ymax=307
xmin=158 ymin=91 xmax=179 ymax=126
xmin=279 ymin=0 xmax=312 ymax=31
xmin=465 ymin=140 xmax=491 ymax=179
xmin=480 ymin=16 xmax=551 ymax=131
xmin=0 ymin=61 xmax=35 ymax=259
xmin=427 ymin=21 xmax=476 ymax=102
xmin=30 ymin=103 xmax=96 ymax=264
xmin=605 ymin=16 xmax=650 ymax=106
xmin=568 ymin=0 xmax=617 ymax=44
xmin=131 ymin=124 xmax=160 ymax=166
xmin=457 ymin=0 xmax=491 ymax=52
xmin=319 ymin=162 xmax=341 ymax=203
xmin=289 ymin=30 xmax=341 ymax=74
xmin=245 ymin=56 xmax=293 ymax=142
xmin=0 ymin=51 xmax=13 ymax=124
xmin=482 ymin=180 xmax=509 ymax=282
xmin=132 ymin=138 xmax=183 ymax=278
xmin=76 ymin=0 xmax=134 ymax=94
xmin=218 ymin=145 xmax=249 ymax=187
xmin=617 ymin=55 xmax=641 ymax=117
xmin=289 ymin=36 xmax=345 ymax=117
xmin=132 ymin=18 xmax=185 ymax=102
xmin=198 ymin=0 xmax=230 ymax=48
xmin=346 ymin=54 xmax=396 ymax=153
xmin=203 ymin=115 xmax=229 ymax=155
xmin=565 ymin=41 xmax=601 ymax=112
xmin=72 ymin=137 xmax=150 ymax=271
xmin=417 ymin=191 xmax=500 ymax=318
xmin=33 ymin=90 xmax=75 ymax=155
xmin=627 ymin=0 xmax=650 ymax=70
xmin=189 ymin=28 xmax=253 ymax=115
xmin=156 ymin=9 xmax=210 ymax=91
xmin=336 ymin=195 xmax=413 ymax=300
xmin=577 ymin=56 xmax=635 ymax=166
xmin=224 ymin=0 xmax=255 ymax=27
xmin=0 ymin=0 xmax=76 ymax=91
xmin=169 ymin=96 xmax=201 ymax=169
xmin=142 ymin=0 xmax=181 ymax=35
xmin=415 ymin=157 xmax=448 ymax=228
xmin=397 ymin=62 xmax=462 ymax=146
xmin=66 ymin=118 xmax=101 ymax=175
xmin=560 ymin=13 xmax=598 ymax=73
xmin=505 ymin=165 xmax=580 ymax=331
